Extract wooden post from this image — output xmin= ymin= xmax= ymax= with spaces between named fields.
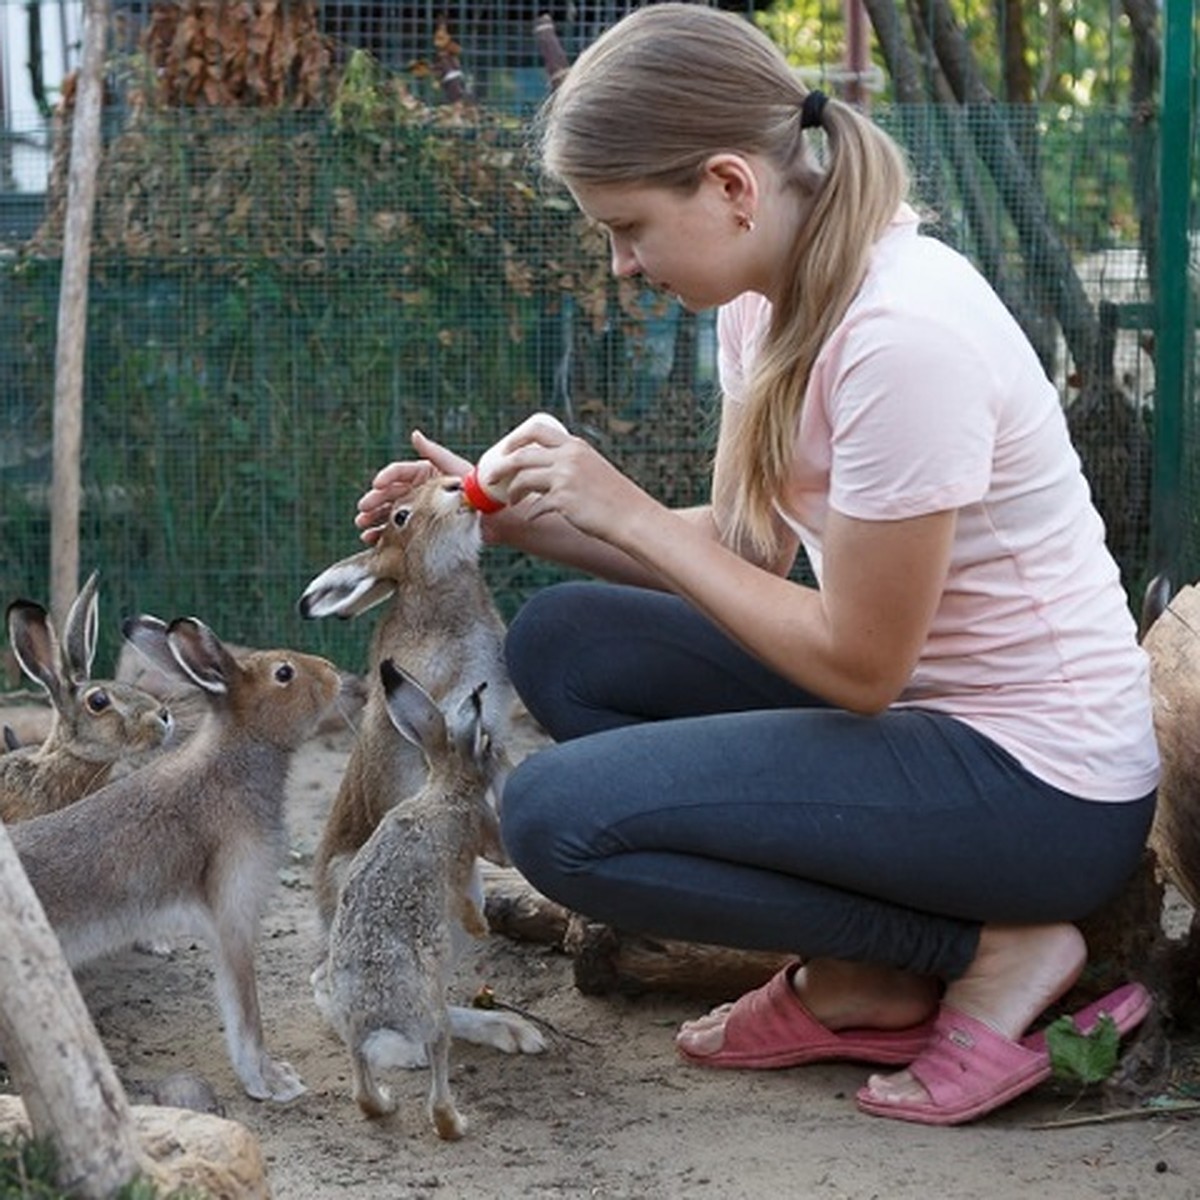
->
xmin=49 ymin=0 xmax=108 ymax=629
xmin=533 ymin=13 xmax=570 ymax=90
xmin=0 ymin=823 xmax=146 ymax=1195
xmin=843 ymin=0 xmax=872 ymax=110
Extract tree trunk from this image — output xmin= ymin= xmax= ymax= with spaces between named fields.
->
xmin=920 ymin=0 xmax=1102 ymax=385
xmin=50 ymin=0 xmax=108 ymax=628
xmin=0 ymin=824 xmax=147 ymax=1195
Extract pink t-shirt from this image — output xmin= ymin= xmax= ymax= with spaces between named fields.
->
xmin=718 ymin=208 xmax=1159 ymax=802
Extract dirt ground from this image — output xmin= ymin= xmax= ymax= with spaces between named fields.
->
xmin=4 ymin=699 xmax=1200 ymax=1200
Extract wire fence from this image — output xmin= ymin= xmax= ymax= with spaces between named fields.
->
xmin=0 ymin=0 xmax=1193 ymax=678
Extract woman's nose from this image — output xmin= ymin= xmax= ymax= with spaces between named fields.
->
xmin=610 ymin=241 xmax=640 ymax=278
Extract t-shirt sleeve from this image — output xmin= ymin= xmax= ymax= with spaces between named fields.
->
xmin=820 ymin=308 xmax=1000 ymax=521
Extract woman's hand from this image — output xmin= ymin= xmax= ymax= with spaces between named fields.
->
xmin=354 ymin=430 xmax=471 ymax=544
xmin=499 ymin=424 xmax=659 ymax=545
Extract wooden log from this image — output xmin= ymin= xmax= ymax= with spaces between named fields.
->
xmin=565 ymin=916 xmax=792 ymax=1002
xmin=1142 ymin=583 xmax=1200 ymax=909
xmin=481 ymin=865 xmax=791 ymax=1000
xmin=0 ymin=823 xmax=148 ymax=1194
xmin=482 ymin=863 xmax=571 ymax=946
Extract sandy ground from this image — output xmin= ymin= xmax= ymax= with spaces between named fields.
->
xmin=3 ymin=699 xmax=1200 ymax=1200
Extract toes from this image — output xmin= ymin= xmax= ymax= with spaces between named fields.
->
xmin=678 ymin=1003 xmax=733 ymax=1037
xmin=861 ymin=1067 xmax=928 ymax=1106
xmin=675 ymin=1020 xmax=726 ymax=1057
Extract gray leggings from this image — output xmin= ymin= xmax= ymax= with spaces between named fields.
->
xmin=500 ymin=582 xmax=1156 ymax=981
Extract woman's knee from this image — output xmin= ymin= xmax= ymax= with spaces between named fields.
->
xmin=498 ymin=751 xmax=563 ymax=884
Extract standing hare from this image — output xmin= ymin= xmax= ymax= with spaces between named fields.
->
xmin=1 ymin=572 xmax=173 ymax=822
xmin=312 ymin=660 xmax=545 ymax=1139
xmin=10 ymin=613 xmax=348 ymax=1102
xmin=298 ymin=474 xmax=517 ymax=930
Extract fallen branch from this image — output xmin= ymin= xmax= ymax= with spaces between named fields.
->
xmin=1028 ymin=1099 xmax=1200 ymax=1129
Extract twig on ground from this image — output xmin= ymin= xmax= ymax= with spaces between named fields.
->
xmin=1029 ymin=1099 xmax=1200 ymax=1129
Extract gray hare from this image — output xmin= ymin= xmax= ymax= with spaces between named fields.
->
xmin=312 ymin=660 xmax=543 ymax=1139
xmin=1 ymin=572 xmax=172 ymax=822
xmin=10 ymin=614 xmax=348 ymax=1102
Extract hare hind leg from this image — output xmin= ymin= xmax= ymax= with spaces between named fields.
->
xmin=350 ymin=1044 xmax=396 ymax=1118
xmin=427 ymin=1031 xmax=467 ymax=1141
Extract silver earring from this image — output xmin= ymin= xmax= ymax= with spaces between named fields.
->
xmin=736 ymin=212 xmax=756 ymax=233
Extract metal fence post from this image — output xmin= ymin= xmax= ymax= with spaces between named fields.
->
xmin=1151 ymin=0 xmax=1195 ymax=591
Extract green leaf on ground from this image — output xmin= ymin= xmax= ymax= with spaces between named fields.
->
xmin=1045 ymin=1012 xmax=1120 ymax=1084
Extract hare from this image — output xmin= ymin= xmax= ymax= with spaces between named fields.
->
xmin=9 ymin=613 xmax=348 ymax=1102
xmin=1 ymin=572 xmax=173 ymax=822
xmin=298 ymin=474 xmax=517 ymax=931
xmin=311 ymin=660 xmax=545 ymax=1139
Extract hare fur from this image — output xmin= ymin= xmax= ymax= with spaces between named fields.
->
xmin=10 ymin=614 xmax=347 ymax=1102
xmin=312 ymin=660 xmax=544 ymax=1139
xmin=1 ymin=572 xmax=173 ymax=822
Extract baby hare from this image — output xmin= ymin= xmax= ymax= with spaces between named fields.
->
xmin=1 ymin=572 xmax=172 ymax=822
xmin=298 ymin=474 xmax=516 ymax=930
xmin=312 ymin=660 xmax=544 ymax=1139
xmin=10 ymin=614 xmax=348 ymax=1102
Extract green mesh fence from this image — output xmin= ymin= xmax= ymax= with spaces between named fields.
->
xmin=0 ymin=0 xmax=1192 ymax=678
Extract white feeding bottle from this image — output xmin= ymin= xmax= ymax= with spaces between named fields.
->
xmin=461 ymin=412 xmax=568 ymax=513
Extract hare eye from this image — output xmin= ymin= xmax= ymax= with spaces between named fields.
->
xmin=85 ymin=688 xmax=111 ymax=714
xmin=392 ymin=507 xmax=412 ymax=529
xmin=274 ymin=662 xmax=295 ymax=684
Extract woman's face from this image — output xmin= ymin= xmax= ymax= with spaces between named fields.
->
xmin=568 ymin=176 xmax=757 ymax=312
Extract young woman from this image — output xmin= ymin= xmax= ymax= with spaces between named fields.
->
xmin=355 ymin=3 xmax=1159 ymax=1125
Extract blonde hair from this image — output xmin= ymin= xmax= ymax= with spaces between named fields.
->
xmin=534 ymin=3 xmax=911 ymax=559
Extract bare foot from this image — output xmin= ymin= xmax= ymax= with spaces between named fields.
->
xmin=860 ymin=922 xmax=1087 ymax=1107
xmin=675 ymin=958 xmax=940 ymax=1059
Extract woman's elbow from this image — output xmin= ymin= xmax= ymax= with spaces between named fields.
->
xmin=831 ymin=669 xmax=909 ymax=716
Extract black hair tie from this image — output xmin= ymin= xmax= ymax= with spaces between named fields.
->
xmin=800 ymin=89 xmax=828 ymax=130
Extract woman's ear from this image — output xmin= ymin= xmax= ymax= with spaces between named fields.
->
xmin=703 ymin=153 xmax=759 ymax=210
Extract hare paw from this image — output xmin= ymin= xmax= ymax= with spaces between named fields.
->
xmin=354 ymin=1081 xmax=397 ymax=1119
xmin=449 ymin=1006 xmax=547 ymax=1055
xmin=244 ymin=1056 xmax=307 ymax=1103
xmin=492 ymin=1012 xmax=547 ymax=1056
xmin=431 ymin=1100 xmax=467 ymax=1141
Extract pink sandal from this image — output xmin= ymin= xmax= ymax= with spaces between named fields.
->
xmin=855 ymin=981 xmax=1152 ymax=1126
xmin=676 ymin=961 xmax=938 ymax=1070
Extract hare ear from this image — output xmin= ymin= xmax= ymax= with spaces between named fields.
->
xmin=298 ymin=553 xmax=396 ymax=620
xmin=166 ymin=617 xmax=236 ymax=695
xmin=121 ymin=613 xmax=177 ymax=677
xmin=7 ymin=600 xmax=67 ymax=708
xmin=380 ymin=658 xmax=446 ymax=752
xmin=455 ymin=681 xmax=489 ymax=758
xmin=62 ymin=570 xmax=100 ymax=682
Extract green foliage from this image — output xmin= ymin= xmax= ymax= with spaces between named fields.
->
xmin=1044 ymin=1012 xmax=1121 ymax=1085
xmin=762 ymin=0 xmax=1134 ymax=104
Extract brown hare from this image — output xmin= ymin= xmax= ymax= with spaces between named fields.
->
xmin=10 ymin=613 xmax=349 ymax=1102
xmin=1 ymin=572 xmax=172 ymax=821
xmin=298 ymin=475 xmax=517 ymax=930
